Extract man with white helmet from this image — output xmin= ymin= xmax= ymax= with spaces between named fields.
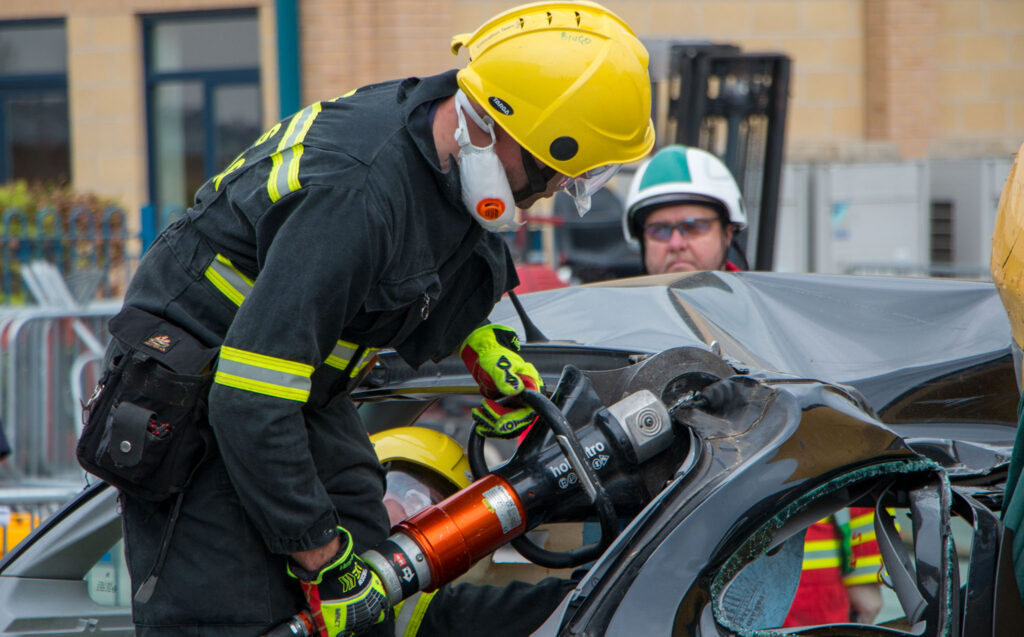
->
xmin=80 ymin=3 xmax=654 ymax=636
xmin=624 ymin=144 xmax=747 ymax=274
xmin=625 ymin=145 xmax=885 ymax=627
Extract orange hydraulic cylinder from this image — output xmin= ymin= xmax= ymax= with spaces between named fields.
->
xmin=393 ymin=473 xmax=528 ymax=590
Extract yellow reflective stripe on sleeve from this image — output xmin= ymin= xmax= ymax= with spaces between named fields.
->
xmin=204 ymin=254 xmax=254 ymax=306
xmin=213 ymin=155 xmax=245 ymax=191
xmin=332 ymin=88 xmax=358 ymax=101
xmin=843 ymin=572 xmax=883 ymax=586
xmin=843 ymin=554 xmax=884 ymax=585
xmin=852 ymin=553 xmax=883 ymax=568
xmin=325 ymin=340 xmax=360 ymax=371
xmin=850 ymin=529 xmax=877 ymax=545
xmin=850 ymin=511 xmax=874 ymax=530
xmin=802 ymin=556 xmax=843 ymax=570
xmin=352 ymin=347 xmax=380 ymax=377
xmin=287 ymin=144 xmax=304 ymax=193
xmin=204 ymin=254 xmax=380 ymax=385
xmin=215 ymin=372 xmax=310 ymax=401
xmin=220 ymin=346 xmax=313 ymax=377
xmin=215 ymin=346 xmax=313 ymax=402
xmin=270 ymin=144 xmax=304 ymax=201
xmin=804 ymin=539 xmax=841 ymax=552
xmin=394 ymin=590 xmax=436 ymax=637
xmin=802 ymin=538 xmax=843 ymax=569
xmin=267 ymin=102 xmax=322 ymax=202
xmin=843 ymin=554 xmax=883 ymax=584
xmin=325 ymin=340 xmax=380 ymax=376
xmin=268 ymin=151 xmax=286 ymax=203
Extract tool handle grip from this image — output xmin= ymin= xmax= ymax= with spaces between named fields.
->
xmin=260 ymin=610 xmax=315 ymax=637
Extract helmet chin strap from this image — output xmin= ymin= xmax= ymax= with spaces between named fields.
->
xmin=513 ymin=146 xmax=558 ymax=204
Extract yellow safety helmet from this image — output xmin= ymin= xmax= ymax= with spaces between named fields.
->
xmin=451 ymin=1 xmax=655 ymax=206
xmin=371 ymin=426 xmax=472 ymax=491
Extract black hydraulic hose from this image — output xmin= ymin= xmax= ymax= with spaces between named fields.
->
xmin=468 ymin=389 xmax=619 ymax=568
xmin=517 ymin=389 xmax=618 ymax=542
xmin=468 ymin=431 xmax=488 ymax=479
xmin=507 ymin=290 xmax=548 ymax=343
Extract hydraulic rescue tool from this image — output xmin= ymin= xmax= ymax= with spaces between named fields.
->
xmin=361 ymin=361 xmax=704 ymax=606
xmin=263 ymin=347 xmax=734 ymax=636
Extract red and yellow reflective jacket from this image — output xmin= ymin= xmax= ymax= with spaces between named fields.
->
xmin=784 ymin=506 xmax=882 ymax=625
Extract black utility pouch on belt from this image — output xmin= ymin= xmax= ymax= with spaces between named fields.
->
xmin=77 ymin=306 xmax=219 ymax=502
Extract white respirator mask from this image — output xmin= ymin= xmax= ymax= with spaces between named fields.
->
xmin=453 ymin=89 xmax=520 ymax=232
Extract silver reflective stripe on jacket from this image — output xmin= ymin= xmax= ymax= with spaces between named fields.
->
xmin=204 ymin=253 xmax=379 ymax=377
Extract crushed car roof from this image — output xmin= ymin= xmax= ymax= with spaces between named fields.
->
xmin=489 ymin=271 xmax=1016 ymax=427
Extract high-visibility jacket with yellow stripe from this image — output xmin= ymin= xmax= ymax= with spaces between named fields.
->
xmin=121 ymin=70 xmax=517 ymax=556
xmin=796 ymin=506 xmax=883 ymax=588
xmin=784 ymin=507 xmax=886 ymax=626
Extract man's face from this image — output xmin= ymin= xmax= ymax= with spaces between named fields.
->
xmin=493 ymin=129 xmax=564 ymax=209
xmin=642 ymin=204 xmax=734 ymax=274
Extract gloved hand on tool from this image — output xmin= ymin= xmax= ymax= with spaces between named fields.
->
xmin=459 ymin=323 xmax=544 ymax=438
xmin=286 ymin=527 xmax=388 ymax=637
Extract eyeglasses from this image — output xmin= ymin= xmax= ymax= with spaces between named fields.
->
xmin=643 ymin=218 xmax=719 ymax=242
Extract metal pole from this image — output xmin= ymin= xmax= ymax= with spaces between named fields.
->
xmin=276 ymin=0 xmax=302 ymax=118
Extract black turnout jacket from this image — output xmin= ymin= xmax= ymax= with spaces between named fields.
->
xmin=122 ymin=70 xmax=517 ymax=556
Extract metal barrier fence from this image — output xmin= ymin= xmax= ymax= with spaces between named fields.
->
xmin=0 ymin=204 xmax=177 ymax=549
xmin=1 ymin=206 xmax=134 ymax=301
xmin=0 ymin=261 xmax=121 ymax=546
xmin=1 ymin=301 xmax=118 ymax=481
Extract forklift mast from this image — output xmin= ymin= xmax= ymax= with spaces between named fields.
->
xmin=654 ymin=42 xmax=791 ymax=271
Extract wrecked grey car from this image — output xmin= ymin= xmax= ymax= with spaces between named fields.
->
xmin=2 ymin=271 xmax=1022 ymax=635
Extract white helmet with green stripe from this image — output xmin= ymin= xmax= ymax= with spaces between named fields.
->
xmin=623 ymin=145 xmax=747 ymax=243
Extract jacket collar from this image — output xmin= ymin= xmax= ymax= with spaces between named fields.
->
xmin=399 ymin=70 xmax=460 ymax=173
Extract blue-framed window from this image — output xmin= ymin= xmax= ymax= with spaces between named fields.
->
xmin=0 ymin=19 xmax=69 ymax=184
xmin=144 ymin=11 xmax=261 ymax=224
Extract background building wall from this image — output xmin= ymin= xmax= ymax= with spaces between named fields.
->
xmin=1 ymin=0 xmax=1022 ymax=274
xmin=298 ymin=0 xmax=1024 ymax=162
xmin=935 ymin=0 xmax=1024 ymax=157
xmin=301 ymin=0 xmax=457 ymax=103
xmin=0 ymin=0 xmax=276 ymax=229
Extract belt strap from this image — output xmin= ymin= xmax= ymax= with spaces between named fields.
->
xmin=133 ymin=491 xmax=185 ymax=604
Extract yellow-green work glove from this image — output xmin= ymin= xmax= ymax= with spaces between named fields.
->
xmin=471 ymin=397 xmax=539 ymax=439
xmin=286 ymin=527 xmax=388 ymax=637
xmin=459 ymin=324 xmax=543 ymax=399
xmin=459 ymin=324 xmax=543 ymax=438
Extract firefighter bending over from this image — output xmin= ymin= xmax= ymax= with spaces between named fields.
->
xmin=84 ymin=3 xmax=654 ymax=636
